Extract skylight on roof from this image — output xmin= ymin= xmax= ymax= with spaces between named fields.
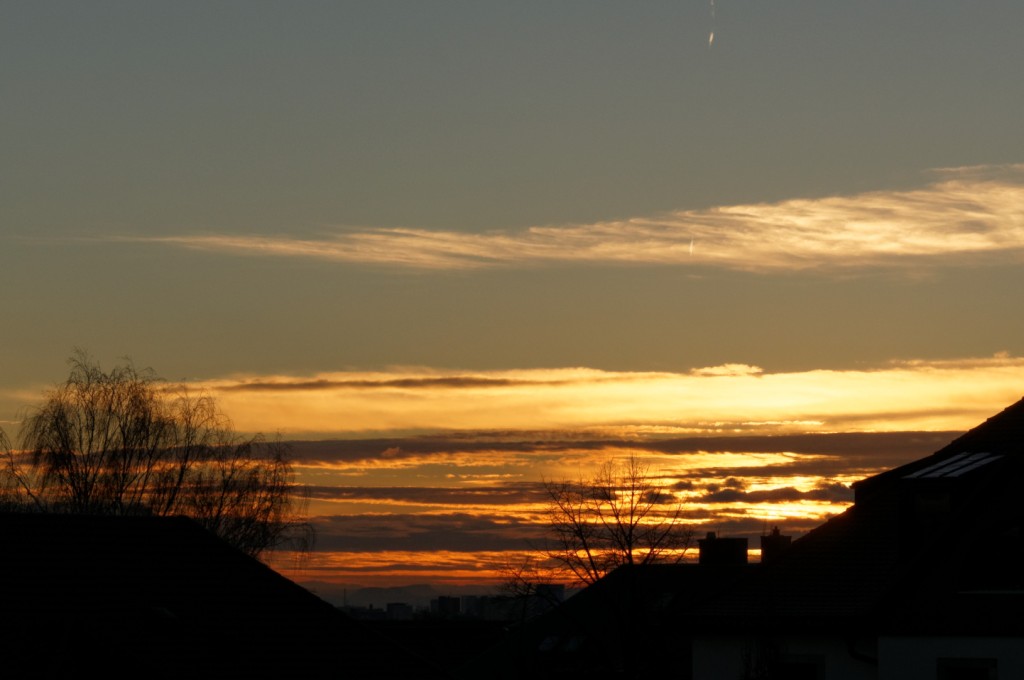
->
xmin=904 ymin=452 xmax=1003 ymax=479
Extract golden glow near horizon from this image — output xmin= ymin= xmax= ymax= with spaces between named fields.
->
xmin=241 ymin=353 xmax=1023 ymax=588
xmin=189 ymin=354 xmax=1024 ymax=438
xmin=8 ymin=2 xmax=1024 ymax=601
xmin=271 ymin=550 xmax=545 ymax=588
xmin=9 ymin=353 xmax=1020 ymax=589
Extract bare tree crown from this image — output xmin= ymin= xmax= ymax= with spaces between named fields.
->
xmin=542 ymin=455 xmax=692 ymax=586
xmin=1 ymin=353 xmax=310 ymax=558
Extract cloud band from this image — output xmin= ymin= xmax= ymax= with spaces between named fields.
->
xmin=121 ymin=165 xmax=1024 ymax=272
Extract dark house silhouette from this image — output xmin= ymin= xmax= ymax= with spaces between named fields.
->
xmin=0 ymin=513 xmax=448 ymax=679
xmin=462 ymin=397 xmax=1024 ymax=679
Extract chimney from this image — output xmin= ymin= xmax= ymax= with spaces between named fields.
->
xmin=759 ymin=526 xmax=792 ymax=564
xmin=698 ymin=531 xmax=748 ymax=566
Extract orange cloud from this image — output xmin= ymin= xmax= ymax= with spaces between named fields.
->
xmin=190 ymin=355 xmax=1024 ymax=438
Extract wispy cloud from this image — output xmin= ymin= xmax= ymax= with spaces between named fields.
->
xmin=122 ymin=165 xmax=1024 ymax=271
xmin=191 ymin=354 xmax=1024 ymax=438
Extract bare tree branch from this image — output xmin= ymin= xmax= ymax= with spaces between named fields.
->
xmin=540 ymin=454 xmax=692 ymax=587
xmin=7 ymin=352 xmax=312 ymax=558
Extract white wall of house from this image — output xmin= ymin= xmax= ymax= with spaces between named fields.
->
xmin=878 ymin=636 xmax=1024 ymax=680
xmin=691 ymin=634 xmax=877 ymax=680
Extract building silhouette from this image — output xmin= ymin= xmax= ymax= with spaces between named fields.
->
xmin=462 ymin=397 xmax=1024 ymax=679
xmin=0 ymin=513 xmax=447 ymax=679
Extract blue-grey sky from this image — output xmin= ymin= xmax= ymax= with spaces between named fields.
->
xmin=7 ymin=0 xmax=1024 ymax=591
xmin=3 ymin=1 xmax=1024 ymax=424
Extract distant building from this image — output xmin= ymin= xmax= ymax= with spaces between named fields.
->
xmin=386 ymin=602 xmax=415 ymax=621
xmin=461 ymin=397 xmax=1024 ymax=679
xmin=431 ymin=595 xmax=462 ymax=618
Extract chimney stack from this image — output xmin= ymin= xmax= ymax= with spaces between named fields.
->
xmin=759 ymin=526 xmax=792 ymax=564
xmin=698 ymin=531 xmax=749 ymax=566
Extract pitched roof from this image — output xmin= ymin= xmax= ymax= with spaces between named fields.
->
xmin=937 ymin=396 xmax=1024 ymax=456
xmin=854 ymin=395 xmax=1024 ymax=500
xmin=684 ymin=396 xmax=1024 ymax=635
xmin=459 ymin=563 xmax=754 ymax=680
xmin=0 ymin=512 xmax=448 ymax=679
xmin=461 ymin=398 xmax=1024 ymax=677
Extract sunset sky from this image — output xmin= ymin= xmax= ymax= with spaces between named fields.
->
xmin=3 ymin=2 xmax=1024 ymax=596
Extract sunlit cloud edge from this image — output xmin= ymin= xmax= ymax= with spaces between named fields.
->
xmin=104 ymin=164 xmax=1024 ymax=272
xmin=182 ymin=353 xmax=1024 ymax=438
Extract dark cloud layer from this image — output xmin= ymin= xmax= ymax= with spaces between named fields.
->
xmin=307 ymin=483 xmax=548 ymax=506
xmin=221 ymin=376 xmax=575 ymax=392
xmin=288 ymin=430 xmax=955 ymax=466
xmin=312 ymin=513 xmax=547 ymax=552
xmin=289 ymin=429 xmax=953 ymax=559
xmin=307 ymin=509 xmax=831 ymax=554
xmin=700 ymin=482 xmax=852 ymax=504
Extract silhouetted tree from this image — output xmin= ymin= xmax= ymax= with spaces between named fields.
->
xmin=0 ymin=428 xmax=21 ymax=511
xmin=2 ymin=352 xmax=310 ymax=558
xmin=541 ymin=454 xmax=692 ymax=586
xmin=495 ymin=456 xmax=694 ymax=679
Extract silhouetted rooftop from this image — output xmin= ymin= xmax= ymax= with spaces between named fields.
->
xmin=684 ymin=395 xmax=1024 ymax=635
xmin=464 ymin=397 xmax=1024 ymax=678
xmin=0 ymin=512 xmax=447 ymax=679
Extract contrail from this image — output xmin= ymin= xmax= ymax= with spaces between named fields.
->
xmin=708 ymin=0 xmax=716 ymax=48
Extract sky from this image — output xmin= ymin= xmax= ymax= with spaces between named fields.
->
xmin=3 ymin=1 xmax=1024 ymax=597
